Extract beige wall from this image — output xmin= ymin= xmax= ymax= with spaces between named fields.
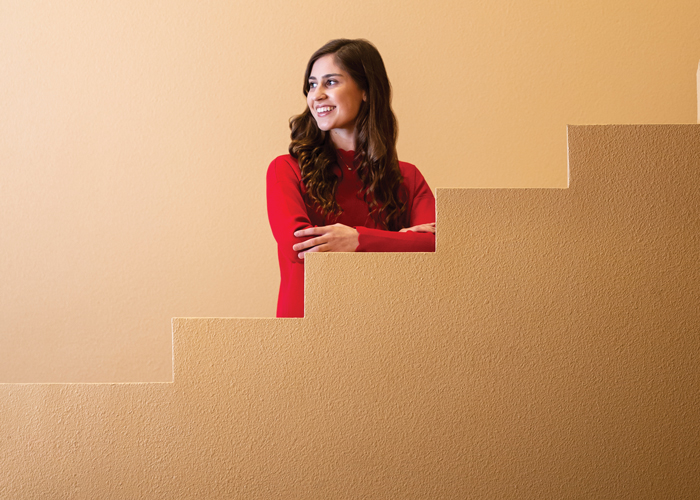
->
xmin=1 ymin=125 xmax=698 ymax=498
xmin=1 ymin=1 xmax=699 ymax=382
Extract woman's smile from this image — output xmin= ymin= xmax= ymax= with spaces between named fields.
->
xmin=315 ymin=106 xmax=336 ymax=117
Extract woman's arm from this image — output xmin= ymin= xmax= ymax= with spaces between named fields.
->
xmin=266 ymin=156 xmax=317 ymax=264
xmin=292 ymin=221 xmax=434 ymax=256
xmin=269 ymin=156 xmax=435 ymax=259
xmin=353 ymin=221 xmax=435 ymax=252
xmin=292 ymin=163 xmax=436 ymax=256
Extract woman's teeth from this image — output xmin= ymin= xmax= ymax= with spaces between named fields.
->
xmin=317 ymin=106 xmax=335 ymax=113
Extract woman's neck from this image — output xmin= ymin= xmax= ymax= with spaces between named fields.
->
xmin=330 ymin=128 xmax=356 ymax=152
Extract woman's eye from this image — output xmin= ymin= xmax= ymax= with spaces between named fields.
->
xmin=309 ymin=82 xmax=317 ymax=89
xmin=326 ymin=80 xmax=337 ymax=86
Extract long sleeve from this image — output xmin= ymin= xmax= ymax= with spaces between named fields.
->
xmin=267 ymin=155 xmax=318 ymax=317
xmin=266 ymin=156 xmax=314 ymax=265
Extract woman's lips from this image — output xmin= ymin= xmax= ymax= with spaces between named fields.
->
xmin=316 ymin=106 xmax=336 ymax=117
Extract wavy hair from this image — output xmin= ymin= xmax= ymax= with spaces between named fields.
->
xmin=289 ymin=39 xmax=407 ymax=231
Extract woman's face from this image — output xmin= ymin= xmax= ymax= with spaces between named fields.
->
xmin=307 ymin=54 xmax=366 ymax=140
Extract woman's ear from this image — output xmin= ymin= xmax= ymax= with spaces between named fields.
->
xmin=362 ymin=91 xmax=367 ymax=102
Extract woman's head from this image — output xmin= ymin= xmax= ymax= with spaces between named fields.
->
xmin=289 ymin=39 xmax=405 ymax=230
xmin=303 ymin=39 xmax=396 ymax=154
xmin=306 ymin=53 xmax=366 ymax=145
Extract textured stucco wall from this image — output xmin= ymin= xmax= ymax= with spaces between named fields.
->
xmin=1 ymin=125 xmax=698 ymax=498
xmin=2 ymin=2 xmax=700 ymax=383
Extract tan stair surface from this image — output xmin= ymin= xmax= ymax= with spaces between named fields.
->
xmin=1 ymin=125 xmax=699 ymax=498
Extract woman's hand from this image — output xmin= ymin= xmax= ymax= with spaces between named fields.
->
xmin=293 ymin=223 xmax=360 ymax=259
xmin=399 ymin=222 xmax=436 ymax=234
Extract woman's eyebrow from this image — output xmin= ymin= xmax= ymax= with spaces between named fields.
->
xmin=308 ymin=73 xmax=343 ymax=80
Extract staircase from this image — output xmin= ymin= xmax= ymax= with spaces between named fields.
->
xmin=1 ymin=125 xmax=699 ymax=498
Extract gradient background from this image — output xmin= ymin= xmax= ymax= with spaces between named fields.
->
xmin=2 ymin=0 xmax=699 ymax=382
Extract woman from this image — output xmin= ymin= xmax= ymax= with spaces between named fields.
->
xmin=267 ymin=39 xmax=435 ymax=318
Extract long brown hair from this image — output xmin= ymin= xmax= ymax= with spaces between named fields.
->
xmin=289 ymin=39 xmax=407 ymax=231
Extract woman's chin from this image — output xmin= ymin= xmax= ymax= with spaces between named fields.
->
xmin=314 ymin=121 xmax=331 ymax=132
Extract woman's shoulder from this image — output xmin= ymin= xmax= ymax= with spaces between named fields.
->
xmin=398 ymin=159 xmax=419 ymax=174
xmin=269 ymin=154 xmax=299 ymax=168
xmin=267 ymin=154 xmax=301 ymax=182
xmin=397 ymin=160 xmax=427 ymax=184
xmin=397 ymin=159 xmax=433 ymax=201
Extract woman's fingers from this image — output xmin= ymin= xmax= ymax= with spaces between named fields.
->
xmin=292 ymin=235 xmax=325 ymax=252
xmin=294 ymin=227 xmax=324 ymax=238
xmin=399 ymin=222 xmax=436 ymax=234
xmin=292 ymin=226 xmax=328 ymax=253
xmin=292 ymin=223 xmax=359 ymax=256
xmin=298 ymin=243 xmax=327 ymax=259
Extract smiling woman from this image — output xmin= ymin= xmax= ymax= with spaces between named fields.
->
xmin=266 ymin=39 xmax=436 ymax=318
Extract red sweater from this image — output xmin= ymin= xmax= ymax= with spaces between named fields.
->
xmin=266 ymin=149 xmax=435 ymax=318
